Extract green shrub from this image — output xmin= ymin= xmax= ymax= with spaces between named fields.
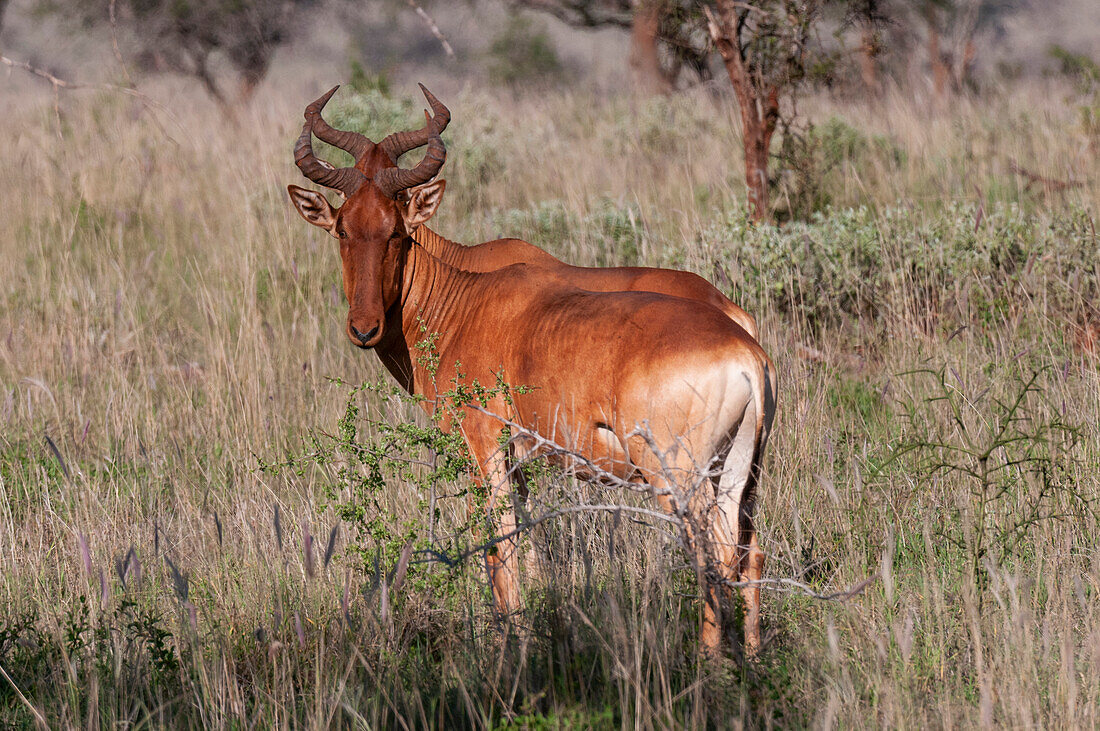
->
xmin=309 ymin=85 xmax=418 ymax=167
xmin=1048 ymin=45 xmax=1100 ymax=141
xmin=488 ymin=16 xmax=563 ymax=87
xmin=1048 ymin=44 xmax=1100 ymax=86
xmin=348 ymin=60 xmax=391 ymax=97
xmin=773 ymin=117 xmax=904 ymax=220
xmin=881 ymin=365 xmax=1089 ymax=589
xmin=489 ymin=199 xmax=647 ymax=265
xmin=491 ymin=200 xmax=574 ymax=255
xmin=706 ymin=203 xmax=1098 ymax=333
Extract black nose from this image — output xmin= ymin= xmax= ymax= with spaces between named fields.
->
xmin=351 ymin=324 xmax=379 ymax=346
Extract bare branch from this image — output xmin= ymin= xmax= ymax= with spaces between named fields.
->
xmin=509 ymin=0 xmax=633 ymax=29
xmin=108 ymin=0 xmax=136 ymax=88
xmin=1008 ymin=160 xmax=1082 ymax=193
xmin=1 ymin=54 xmax=76 ymax=89
xmin=718 ymin=574 xmax=879 ymax=602
xmin=429 ymin=502 xmax=684 ymax=565
xmin=1 ymin=53 xmax=181 ymax=139
xmin=405 ymin=0 xmax=454 ymax=58
xmin=463 ymin=405 xmax=873 ymax=604
xmin=468 ymin=405 xmax=690 ymax=501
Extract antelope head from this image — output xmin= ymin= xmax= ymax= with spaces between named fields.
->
xmin=287 ymin=84 xmax=450 ymax=348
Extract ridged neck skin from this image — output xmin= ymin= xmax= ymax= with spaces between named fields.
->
xmin=374 ymin=239 xmax=481 ymax=398
xmin=411 ymin=226 xmax=467 ymax=269
xmin=399 ymin=242 xmax=478 ymax=342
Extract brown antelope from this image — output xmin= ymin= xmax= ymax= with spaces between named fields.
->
xmin=286 ymin=85 xmax=777 ymax=654
xmin=305 ymin=88 xmax=758 ymax=341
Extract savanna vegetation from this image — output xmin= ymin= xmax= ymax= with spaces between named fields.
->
xmin=1 ymin=0 xmax=1098 ymax=727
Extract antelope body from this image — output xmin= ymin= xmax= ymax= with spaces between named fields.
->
xmin=286 ymin=85 xmax=777 ymax=654
xmin=412 ymin=227 xmax=759 ymax=339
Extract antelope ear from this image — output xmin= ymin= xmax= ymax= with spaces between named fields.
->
xmin=287 ymin=185 xmax=338 ymax=237
xmin=401 ymin=179 xmax=446 ymax=232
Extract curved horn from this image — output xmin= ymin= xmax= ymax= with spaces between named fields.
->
xmin=377 ymin=83 xmax=451 ymax=162
xmin=373 ymin=134 xmax=446 ymax=199
xmin=294 ymin=93 xmax=367 ymax=196
xmin=306 ymin=85 xmax=375 ymax=162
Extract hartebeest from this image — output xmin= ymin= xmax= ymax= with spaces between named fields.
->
xmin=287 ymin=85 xmax=777 ymax=654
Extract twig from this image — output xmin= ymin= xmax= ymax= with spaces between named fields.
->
xmin=1 ymin=53 xmax=181 ymax=140
xmin=455 ymin=408 xmax=858 ymax=598
xmin=405 ymin=0 xmax=454 ymax=58
xmin=718 ymin=1 xmax=772 ymax=16
xmin=718 ymin=574 xmax=878 ymax=601
xmin=0 ymin=55 xmax=73 ymax=90
xmin=414 ymin=502 xmax=875 ymax=604
xmin=0 ymin=663 xmax=48 ymax=729
xmin=1008 ymin=159 xmax=1082 ymax=193
xmin=467 ymin=405 xmax=695 ymax=499
xmin=2 ymin=55 xmax=67 ymax=137
xmin=444 ymin=503 xmax=682 ymax=560
xmin=108 ymin=0 xmax=135 ymax=89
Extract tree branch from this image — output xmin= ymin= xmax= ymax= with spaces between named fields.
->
xmin=405 ymin=0 xmax=454 ymax=58
xmin=510 ymin=0 xmax=633 ymax=29
xmin=2 ymin=53 xmax=181 ymax=139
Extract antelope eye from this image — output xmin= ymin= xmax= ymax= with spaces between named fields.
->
xmin=338 ymin=230 xmax=348 ymax=239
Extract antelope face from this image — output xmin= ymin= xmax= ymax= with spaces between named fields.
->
xmin=336 ymin=189 xmax=402 ymax=348
xmin=286 ymin=84 xmax=449 ymax=350
xmin=286 ymin=184 xmax=401 ymax=348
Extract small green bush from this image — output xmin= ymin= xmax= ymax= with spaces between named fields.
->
xmin=774 ymin=117 xmax=904 ymax=220
xmin=488 ymin=16 xmax=563 ymax=87
xmin=490 ymin=199 xmax=647 ymax=265
xmin=1048 ymin=45 xmax=1100 ymax=141
xmin=309 ymin=85 xmax=418 ymax=167
xmin=706 ymin=203 xmax=1098 ymax=333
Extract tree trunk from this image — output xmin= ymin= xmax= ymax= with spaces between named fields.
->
xmin=927 ymin=15 xmax=950 ymax=100
xmin=707 ymin=2 xmax=791 ymax=223
xmin=956 ymin=37 xmax=977 ymax=91
xmin=714 ymin=45 xmax=778 ymax=222
xmin=629 ymin=2 xmax=672 ymax=94
xmin=736 ymin=88 xmax=778 ymax=223
xmin=858 ymin=24 xmax=880 ymax=95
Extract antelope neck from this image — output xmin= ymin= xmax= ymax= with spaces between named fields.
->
xmin=412 ymin=226 xmax=468 ymax=269
xmin=377 ymin=239 xmax=481 ymax=393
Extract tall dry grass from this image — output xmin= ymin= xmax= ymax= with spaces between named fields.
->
xmin=0 ymin=75 xmax=1098 ymax=727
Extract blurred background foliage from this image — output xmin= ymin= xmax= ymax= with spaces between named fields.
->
xmin=1 ymin=0 xmax=1099 ymax=727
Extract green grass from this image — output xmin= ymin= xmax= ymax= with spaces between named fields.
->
xmin=0 ymin=78 xmax=1097 ymax=727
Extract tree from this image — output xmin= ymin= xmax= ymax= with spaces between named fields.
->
xmin=705 ymin=0 xmax=821 ymax=223
xmin=844 ymin=0 xmax=890 ymax=94
xmin=631 ymin=1 xmax=673 ymax=92
xmin=911 ymin=0 xmax=1020 ymax=99
xmin=52 ymin=0 xmax=310 ymax=113
xmin=509 ymin=0 xmax=712 ymax=92
xmin=920 ymin=0 xmax=973 ymax=98
xmin=513 ymin=1 xmax=828 ymax=222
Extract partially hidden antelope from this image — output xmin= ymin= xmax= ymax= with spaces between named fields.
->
xmin=286 ymin=85 xmax=777 ymax=654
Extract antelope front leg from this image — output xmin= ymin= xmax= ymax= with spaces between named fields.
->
xmin=486 ymin=457 xmax=521 ymax=618
xmin=464 ymin=422 xmax=521 ymax=619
